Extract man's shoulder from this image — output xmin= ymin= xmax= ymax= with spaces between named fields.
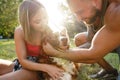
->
xmin=104 ymin=2 xmax=120 ymax=30
xmin=109 ymin=0 xmax=120 ymax=3
xmin=107 ymin=2 xmax=120 ymax=13
xmin=108 ymin=2 xmax=120 ymax=17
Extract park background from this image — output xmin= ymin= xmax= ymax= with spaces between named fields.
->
xmin=0 ymin=0 xmax=119 ymax=80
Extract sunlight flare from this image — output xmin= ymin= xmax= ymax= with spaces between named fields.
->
xmin=39 ymin=0 xmax=65 ymax=32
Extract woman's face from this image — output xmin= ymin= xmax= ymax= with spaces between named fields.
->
xmin=30 ymin=8 xmax=48 ymax=32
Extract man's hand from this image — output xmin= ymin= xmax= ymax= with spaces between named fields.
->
xmin=43 ymin=42 xmax=57 ymax=56
xmin=59 ymin=45 xmax=69 ymax=51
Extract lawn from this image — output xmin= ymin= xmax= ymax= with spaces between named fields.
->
xmin=0 ymin=39 xmax=119 ymax=80
xmin=0 ymin=39 xmax=16 ymax=60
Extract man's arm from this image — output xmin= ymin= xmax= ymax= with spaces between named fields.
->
xmin=53 ymin=25 xmax=120 ymax=63
xmin=43 ymin=2 xmax=120 ymax=63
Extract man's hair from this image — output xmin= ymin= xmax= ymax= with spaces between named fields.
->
xmin=66 ymin=0 xmax=70 ymax=4
xmin=67 ymin=0 xmax=90 ymax=4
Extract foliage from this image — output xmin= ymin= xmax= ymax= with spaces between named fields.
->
xmin=58 ymin=3 xmax=87 ymax=38
xmin=0 ymin=0 xmax=22 ymax=39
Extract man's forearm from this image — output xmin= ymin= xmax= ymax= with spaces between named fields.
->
xmin=56 ymin=48 xmax=99 ymax=63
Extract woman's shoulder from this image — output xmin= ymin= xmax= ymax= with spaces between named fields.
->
xmin=15 ymin=26 xmax=23 ymax=32
xmin=14 ymin=26 xmax=24 ymax=38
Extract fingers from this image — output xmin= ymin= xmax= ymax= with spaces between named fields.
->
xmin=60 ymin=45 xmax=69 ymax=50
xmin=49 ymin=72 xmax=61 ymax=80
xmin=53 ymin=69 xmax=64 ymax=79
xmin=43 ymin=41 xmax=47 ymax=45
xmin=51 ymin=72 xmax=64 ymax=80
xmin=49 ymin=68 xmax=64 ymax=80
xmin=43 ymin=42 xmax=50 ymax=48
xmin=43 ymin=42 xmax=56 ymax=56
xmin=43 ymin=42 xmax=49 ymax=51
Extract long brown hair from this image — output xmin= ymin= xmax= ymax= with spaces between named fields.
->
xmin=18 ymin=0 xmax=61 ymax=48
xmin=18 ymin=0 xmax=45 ymax=42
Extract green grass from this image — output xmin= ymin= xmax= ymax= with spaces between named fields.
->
xmin=77 ymin=53 xmax=120 ymax=80
xmin=0 ymin=39 xmax=119 ymax=80
xmin=0 ymin=39 xmax=16 ymax=60
xmin=70 ymin=39 xmax=120 ymax=80
xmin=105 ymin=53 xmax=119 ymax=70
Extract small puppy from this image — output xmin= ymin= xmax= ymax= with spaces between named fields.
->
xmin=38 ymin=28 xmax=79 ymax=80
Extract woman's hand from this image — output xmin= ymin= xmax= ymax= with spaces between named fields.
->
xmin=43 ymin=64 xmax=64 ymax=80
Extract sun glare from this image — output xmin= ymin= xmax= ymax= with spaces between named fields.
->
xmin=39 ymin=0 xmax=65 ymax=32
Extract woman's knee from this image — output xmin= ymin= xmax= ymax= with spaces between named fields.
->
xmin=0 ymin=69 xmax=39 ymax=80
xmin=19 ymin=69 xmax=39 ymax=80
xmin=0 ymin=59 xmax=14 ymax=75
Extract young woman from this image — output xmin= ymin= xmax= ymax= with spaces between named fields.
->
xmin=0 ymin=0 xmax=65 ymax=80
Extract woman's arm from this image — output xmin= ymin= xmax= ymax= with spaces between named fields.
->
xmin=14 ymin=27 xmax=63 ymax=79
xmin=14 ymin=27 xmax=45 ymax=71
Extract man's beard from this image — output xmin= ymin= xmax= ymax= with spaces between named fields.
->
xmin=86 ymin=8 xmax=101 ymax=24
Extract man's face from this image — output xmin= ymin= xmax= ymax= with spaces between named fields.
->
xmin=68 ymin=0 xmax=101 ymax=24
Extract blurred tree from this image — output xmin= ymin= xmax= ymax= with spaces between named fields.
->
xmin=58 ymin=2 xmax=87 ymax=38
xmin=0 ymin=0 xmax=22 ymax=39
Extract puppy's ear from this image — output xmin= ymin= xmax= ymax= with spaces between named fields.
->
xmin=47 ymin=32 xmax=60 ymax=48
xmin=59 ymin=28 xmax=68 ymax=36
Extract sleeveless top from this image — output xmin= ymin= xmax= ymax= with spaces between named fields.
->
xmin=87 ymin=0 xmax=109 ymax=42
xmin=25 ymin=42 xmax=42 ymax=57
